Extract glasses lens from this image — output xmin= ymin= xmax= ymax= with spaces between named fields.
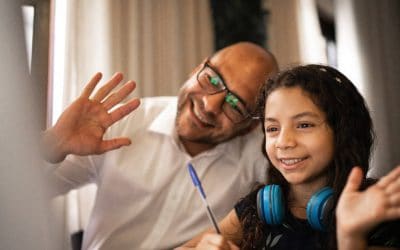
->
xmin=197 ymin=67 xmax=225 ymax=94
xmin=198 ymin=64 xmax=250 ymax=123
xmin=223 ymin=93 xmax=249 ymax=123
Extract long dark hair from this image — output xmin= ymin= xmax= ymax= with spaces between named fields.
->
xmin=239 ymin=64 xmax=375 ymax=249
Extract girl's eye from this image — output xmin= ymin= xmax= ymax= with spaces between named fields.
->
xmin=297 ymin=123 xmax=315 ymax=129
xmin=266 ymin=126 xmax=279 ymax=133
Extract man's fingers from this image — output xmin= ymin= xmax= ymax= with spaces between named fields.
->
xmin=81 ymin=72 xmax=103 ymax=98
xmin=343 ymin=167 xmax=363 ymax=193
xmin=107 ymin=98 xmax=141 ymax=127
xmin=102 ymin=81 xmax=137 ymax=110
xmin=92 ymin=72 xmax=124 ymax=102
xmin=100 ymin=138 xmax=131 ymax=153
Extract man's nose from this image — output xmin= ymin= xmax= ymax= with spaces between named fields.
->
xmin=202 ymin=92 xmax=226 ymax=116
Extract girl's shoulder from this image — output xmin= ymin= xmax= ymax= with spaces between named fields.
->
xmin=234 ymin=185 xmax=262 ymax=219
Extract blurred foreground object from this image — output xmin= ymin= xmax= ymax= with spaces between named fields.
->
xmin=0 ymin=0 xmax=58 ymax=249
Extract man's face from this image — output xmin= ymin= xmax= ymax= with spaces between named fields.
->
xmin=175 ymin=54 xmax=264 ymax=149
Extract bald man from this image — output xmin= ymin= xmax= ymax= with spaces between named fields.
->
xmin=42 ymin=42 xmax=279 ymax=249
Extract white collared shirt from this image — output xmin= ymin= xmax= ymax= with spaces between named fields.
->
xmin=52 ymin=96 xmax=268 ymax=250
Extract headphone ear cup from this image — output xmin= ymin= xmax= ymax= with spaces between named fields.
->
xmin=257 ymin=188 xmax=266 ymax=222
xmin=257 ymin=185 xmax=284 ymax=225
xmin=306 ymin=187 xmax=333 ymax=231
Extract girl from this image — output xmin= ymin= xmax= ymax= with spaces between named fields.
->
xmin=179 ymin=64 xmax=400 ymax=249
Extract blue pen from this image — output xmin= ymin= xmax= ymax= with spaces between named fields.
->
xmin=187 ymin=163 xmax=221 ymax=234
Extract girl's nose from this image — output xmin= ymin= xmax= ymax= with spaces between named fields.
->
xmin=276 ymin=128 xmax=297 ymax=149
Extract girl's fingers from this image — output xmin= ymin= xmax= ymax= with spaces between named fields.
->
xmin=389 ymin=192 xmax=400 ymax=206
xmin=385 ymin=206 xmax=400 ymax=220
xmin=378 ymin=166 xmax=400 ymax=189
xmin=228 ymin=241 xmax=240 ymax=250
xmin=200 ymin=234 xmax=227 ymax=247
xmin=81 ymin=72 xmax=102 ymax=98
xmin=343 ymin=167 xmax=363 ymax=193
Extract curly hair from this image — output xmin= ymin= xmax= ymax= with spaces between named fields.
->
xmin=239 ymin=64 xmax=375 ymax=249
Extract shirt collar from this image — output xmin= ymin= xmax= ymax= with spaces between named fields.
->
xmin=148 ymin=99 xmax=177 ymax=136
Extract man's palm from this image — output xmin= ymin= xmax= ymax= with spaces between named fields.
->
xmin=47 ymin=72 xmax=140 ymax=161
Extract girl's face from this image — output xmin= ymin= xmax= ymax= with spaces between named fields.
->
xmin=264 ymin=86 xmax=334 ymax=189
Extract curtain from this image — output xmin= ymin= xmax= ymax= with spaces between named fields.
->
xmin=336 ymin=0 xmax=400 ymax=177
xmin=52 ymin=0 xmax=214 ymax=247
xmin=266 ymin=0 xmax=327 ymax=68
xmin=62 ymin=0 xmax=214 ymax=101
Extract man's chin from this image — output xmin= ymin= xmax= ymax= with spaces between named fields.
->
xmin=177 ymin=128 xmax=235 ymax=146
xmin=175 ymin=117 xmax=236 ymax=145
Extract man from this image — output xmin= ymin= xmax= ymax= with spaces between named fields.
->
xmin=42 ymin=42 xmax=278 ymax=249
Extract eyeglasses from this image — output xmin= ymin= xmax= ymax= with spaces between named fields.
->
xmin=196 ymin=60 xmax=255 ymax=123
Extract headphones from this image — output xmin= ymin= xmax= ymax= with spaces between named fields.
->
xmin=256 ymin=184 xmax=334 ymax=231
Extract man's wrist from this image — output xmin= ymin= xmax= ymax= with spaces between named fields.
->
xmin=40 ymin=128 xmax=68 ymax=163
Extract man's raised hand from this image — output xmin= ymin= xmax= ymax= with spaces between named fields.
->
xmin=42 ymin=72 xmax=140 ymax=163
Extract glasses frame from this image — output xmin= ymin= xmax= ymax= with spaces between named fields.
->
xmin=196 ymin=59 xmax=257 ymax=123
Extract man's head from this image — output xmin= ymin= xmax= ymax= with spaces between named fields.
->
xmin=176 ymin=42 xmax=279 ymax=155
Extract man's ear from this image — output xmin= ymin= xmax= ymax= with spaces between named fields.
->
xmin=238 ymin=119 xmax=261 ymax=136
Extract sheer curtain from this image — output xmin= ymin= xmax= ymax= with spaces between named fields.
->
xmin=336 ymin=0 xmax=400 ymax=176
xmin=61 ymin=0 xmax=214 ymax=101
xmin=51 ymin=0 xmax=214 ymax=246
xmin=266 ymin=0 xmax=327 ymax=68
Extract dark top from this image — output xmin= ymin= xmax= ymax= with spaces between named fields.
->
xmin=235 ymin=192 xmax=400 ymax=249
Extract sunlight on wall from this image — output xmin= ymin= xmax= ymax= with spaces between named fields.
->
xmin=296 ymin=0 xmax=327 ymax=64
xmin=335 ymin=0 xmax=365 ymax=97
xmin=52 ymin=0 xmax=67 ymax=125
xmin=21 ymin=5 xmax=34 ymax=72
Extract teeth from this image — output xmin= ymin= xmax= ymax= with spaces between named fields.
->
xmin=280 ymin=158 xmax=304 ymax=165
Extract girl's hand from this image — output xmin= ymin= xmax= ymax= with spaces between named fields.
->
xmin=194 ymin=233 xmax=239 ymax=250
xmin=336 ymin=166 xmax=400 ymax=245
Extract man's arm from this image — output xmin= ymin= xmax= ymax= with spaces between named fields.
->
xmin=41 ymin=72 xmax=140 ymax=163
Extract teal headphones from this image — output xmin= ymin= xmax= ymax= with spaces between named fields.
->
xmin=256 ymin=185 xmax=334 ymax=231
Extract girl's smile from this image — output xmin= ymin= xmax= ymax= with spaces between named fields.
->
xmin=278 ymin=156 xmax=309 ymax=170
